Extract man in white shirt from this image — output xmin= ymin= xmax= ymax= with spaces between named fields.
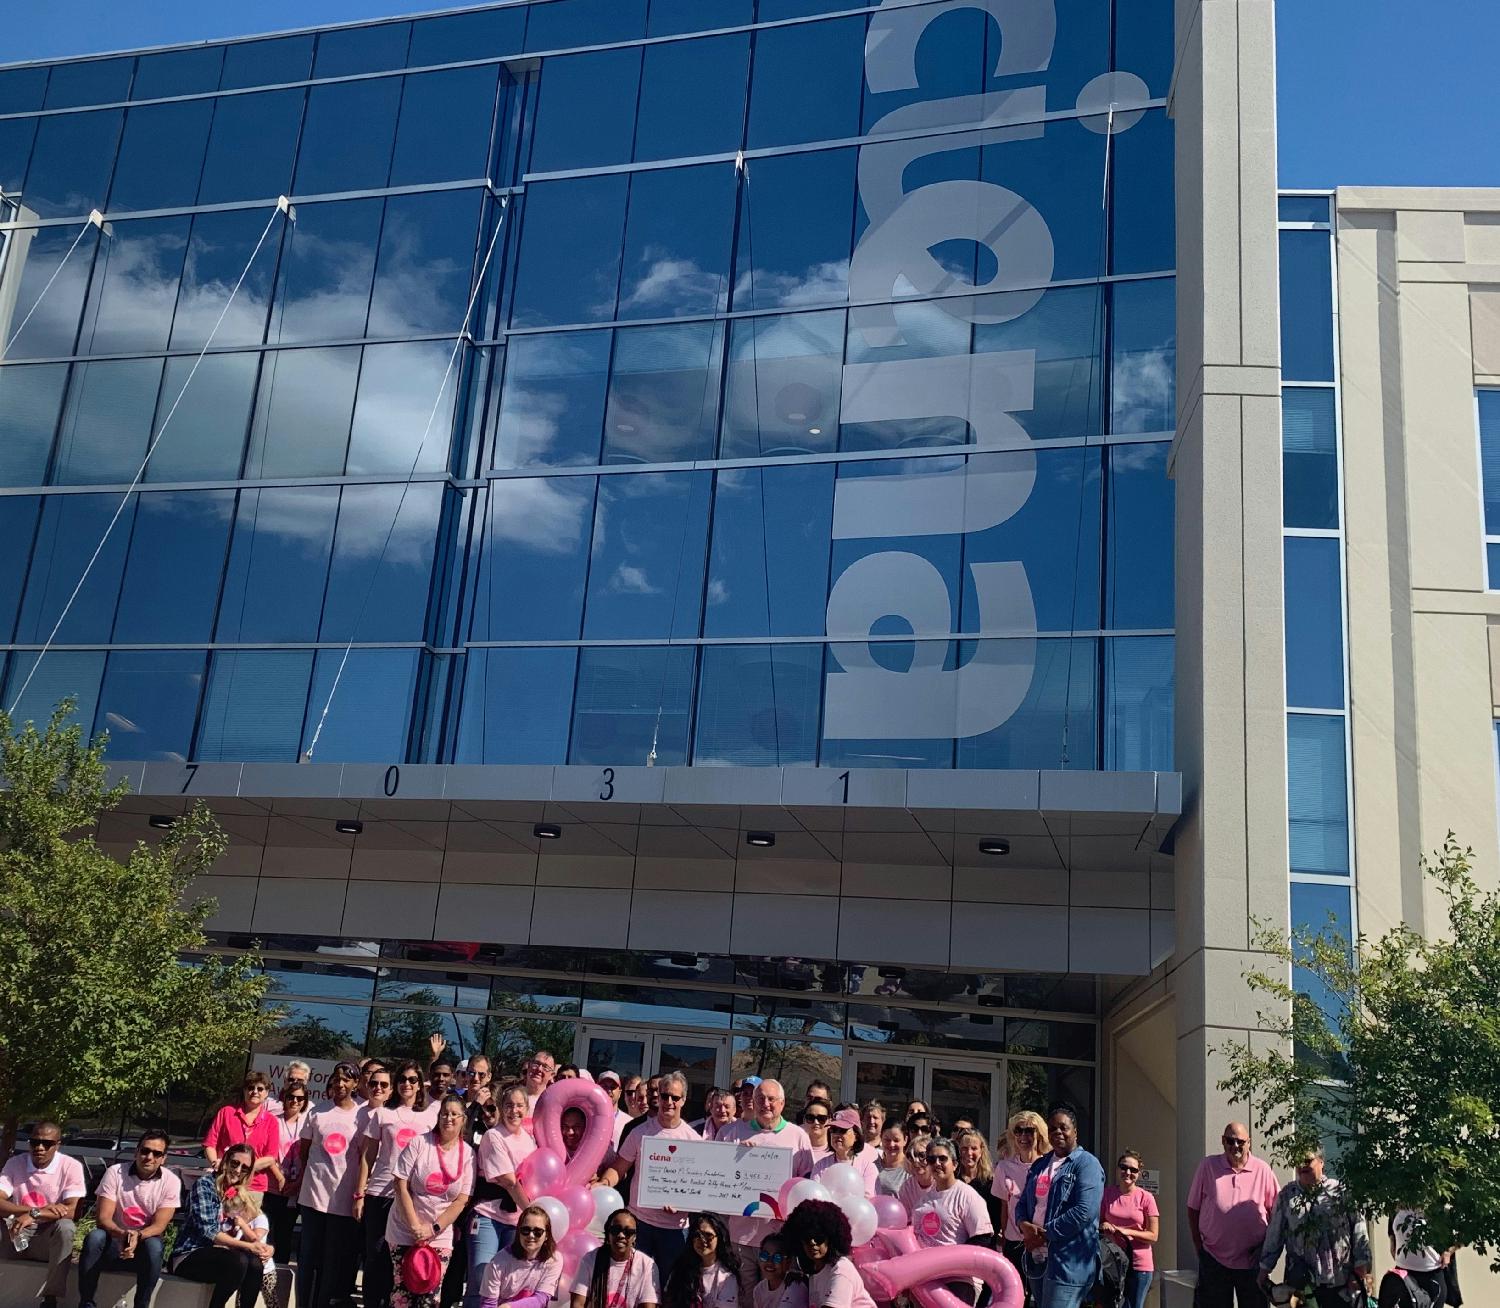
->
xmin=0 ymin=1120 xmax=87 ymax=1308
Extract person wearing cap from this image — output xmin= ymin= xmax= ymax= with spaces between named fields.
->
xmin=810 ymin=1109 xmax=876 ymax=1197
xmin=297 ymin=1060 xmax=368 ymax=1308
xmin=597 ymin=1071 xmax=631 ymax=1149
xmin=733 ymin=1078 xmax=761 ymax=1122
xmin=718 ymin=1080 xmax=813 ymax=1295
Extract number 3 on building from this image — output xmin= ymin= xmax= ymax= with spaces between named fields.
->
xmin=599 ymin=768 xmax=615 ymax=801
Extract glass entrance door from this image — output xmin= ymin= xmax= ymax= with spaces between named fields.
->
xmin=576 ymin=1026 xmax=730 ymax=1121
xmin=926 ymin=1059 xmax=1000 ymax=1141
xmin=843 ymin=1052 xmax=1002 ymax=1141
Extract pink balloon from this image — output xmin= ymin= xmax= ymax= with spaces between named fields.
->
xmin=872 ymin=1195 xmax=909 ymax=1230
xmin=856 ymin=1246 xmax=1023 ymax=1308
xmin=557 ymin=1229 xmax=600 ymax=1286
xmin=516 ymin=1146 xmax=566 ymax=1199
xmin=533 ymin=1080 xmax=617 ymax=1187
xmin=558 ymin=1184 xmax=596 ymax=1232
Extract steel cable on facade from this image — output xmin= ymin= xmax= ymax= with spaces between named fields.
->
xmin=0 ymin=211 xmax=102 ymax=359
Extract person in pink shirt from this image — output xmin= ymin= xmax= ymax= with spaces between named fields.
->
xmin=1186 ymin=1122 xmax=1279 ymax=1308
xmin=701 ymin=1089 xmax=740 ymax=1142
xmin=782 ymin=1201 xmax=876 ymax=1308
xmin=78 ymin=1131 xmax=183 ymax=1308
xmin=520 ymin=1050 xmax=557 ymax=1117
xmin=751 ymin=1232 xmax=807 ymax=1308
xmin=359 ymin=1060 xmax=437 ymax=1308
xmin=1100 ymin=1150 xmax=1159 ymax=1308
xmin=597 ymin=1070 xmax=702 ymax=1265
xmin=716 ymin=1079 xmax=813 ymax=1284
xmin=810 ymin=1109 xmax=876 ymax=1198
xmin=990 ymin=1111 xmax=1047 ymax=1294
xmin=386 ymin=1095 xmax=476 ymax=1308
xmin=798 ymin=1105 xmax=832 ymax=1171
xmin=477 ymin=1204 xmax=563 ymax=1308
xmin=0 ymin=1120 xmax=87 ymax=1307
xmin=662 ymin=1213 xmax=742 ymax=1308
xmin=205 ymin=1073 xmax=284 ymax=1195
xmin=297 ymin=1060 xmax=368 ymax=1308
xmin=910 ymin=1137 xmax=994 ymax=1306
xmin=467 ymin=1082 xmax=538 ymax=1308
xmin=267 ymin=1082 xmax=311 ymax=1263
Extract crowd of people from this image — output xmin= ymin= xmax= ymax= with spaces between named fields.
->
xmin=0 ymin=1048 xmax=1467 ymax=1308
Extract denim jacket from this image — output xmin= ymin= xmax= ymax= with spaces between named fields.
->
xmin=1014 ymin=1148 xmax=1106 ymax=1287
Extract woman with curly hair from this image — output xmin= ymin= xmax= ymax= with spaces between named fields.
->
xmin=663 ymin=1213 xmax=741 ymax=1308
xmin=780 ymin=1201 xmax=875 ymax=1308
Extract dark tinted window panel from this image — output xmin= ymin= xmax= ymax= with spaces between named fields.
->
xmin=0 ymin=497 xmax=40 ymax=642
xmin=146 ymin=353 xmax=258 ymax=483
xmin=649 ymin=0 xmax=751 ymax=35
xmin=23 ymin=109 xmax=122 ymax=218
xmin=0 ymin=364 xmax=68 ymax=487
xmin=314 ymin=23 xmax=411 ymax=78
xmin=0 ymin=224 xmax=99 ymax=360
xmin=570 ymin=645 xmax=695 ymax=767
xmin=1279 ymin=229 xmax=1335 ymax=382
xmin=732 ymin=148 xmax=856 ymax=312
xmin=510 ymin=175 xmax=628 ymax=329
xmin=634 ymin=35 xmax=749 ymax=163
xmin=320 ymin=482 xmax=442 ymax=642
xmin=43 ymin=58 xmax=133 ymax=110
xmin=529 ymin=48 xmax=641 ymax=173
xmin=197 ymin=651 xmax=313 ymax=763
xmin=197 ymin=89 xmax=305 ymax=204
xmin=526 ymin=0 xmax=647 ymax=50
xmin=455 ymin=647 xmax=577 ymax=764
xmin=720 ymin=310 xmax=843 ymax=460
xmin=347 ymin=340 xmax=458 ymax=475
xmin=618 ymin=164 xmax=736 ymax=320
xmin=367 ymin=189 xmax=481 ymax=338
xmin=5 ymin=651 xmax=105 ymax=735
xmin=51 ymin=358 xmax=163 ymax=485
xmin=1110 ymin=277 xmax=1175 ymax=434
xmin=245 ymin=346 xmax=360 ymax=478
xmin=1034 ymin=0 xmax=1112 ymax=109
xmin=1283 ymin=536 xmax=1344 ymax=710
xmin=974 ymin=283 xmax=1105 ymax=440
xmin=408 ymin=8 xmax=528 ymax=65
xmin=1110 ymin=109 xmax=1174 ymax=275
xmin=1114 ymin=0 xmax=1174 ymax=99
xmin=0 ymin=67 xmax=48 ymax=115
xmin=132 ymin=46 xmax=226 ymax=100
xmin=216 ymin=487 xmax=338 ymax=643
xmin=1279 ymin=195 xmax=1332 ymax=224
xmin=172 ymin=208 xmax=281 ymax=352
xmin=1104 ymin=635 xmax=1173 ymax=771
xmin=267 ymin=198 xmax=382 ymax=344
xmin=294 ymin=79 xmax=400 ymax=193
xmin=602 ymin=321 xmax=723 ymax=462
xmin=1105 ymin=442 xmax=1174 ymax=629
xmin=114 ymin=490 xmax=234 ymax=643
xmin=756 ymin=0 xmax=848 ymax=17
xmin=1282 ymin=387 xmax=1339 ymax=530
xmin=76 ymin=216 xmax=191 ymax=356
xmin=109 ymin=100 xmax=213 ymax=212
xmin=493 ymin=330 xmax=611 ymax=468
xmin=475 ymin=476 xmax=596 ymax=640
xmin=220 ymin=35 xmax=315 ymax=90
xmin=747 ymin=18 xmax=865 ymax=149
xmin=1288 ymin=717 xmax=1350 ymax=876
xmin=953 ymin=636 xmax=1099 ymax=769
xmin=302 ymin=649 xmax=418 ymax=763
xmin=0 ymin=116 xmax=38 ymax=194
xmin=389 ymin=67 xmax=499 ymax=186
xmin=17 ymin=493 xmax=134 ymax=643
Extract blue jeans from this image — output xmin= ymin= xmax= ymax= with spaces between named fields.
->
xmin=1124 ymin=1269 xmax=1152 ymax=1308
xmin=635 ymin=1222 xmax=687 ymax=1267
xmin=78 ymin=1229 xmax=165 ymax=1308
xmin=464 ymin=1215 xmax=514 ymax=1308
xmin=1038 ymin=1280 xmax=1093 ymax=1308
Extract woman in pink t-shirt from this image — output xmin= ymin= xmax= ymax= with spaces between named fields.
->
xmin=782 ymin=1201 xmax=875 ymax=1308
xmin=477 ymin=1204 xmax=563 ymax=1308
xmin=811 ymin=1109 xmax=876 ymax=1199
xmin=990 ymin=1111 xmax=1047 ymax=1295
xmin=359 ymin=1060 xmax=436 ymax=1308
xmin=386 ymin=1095 xmax=476 ymax=1308
xmin=662 ymin=1213 xmax=741 ymax=1308
xmin=1100 ymin=1150 xmax=1159 ymax=1308
xmin=204 ymin=1073 xmax=284 ymax=1196
xmin=468 ymin=1082 xmax=538 ymax=1308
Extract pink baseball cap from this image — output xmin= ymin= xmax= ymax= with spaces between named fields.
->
xmin=830 ymin=1109 xmax=863 ymax=1135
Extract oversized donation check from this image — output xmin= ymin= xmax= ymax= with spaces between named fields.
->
xmin=636 ymin=1137 xmax=794 ymax=1217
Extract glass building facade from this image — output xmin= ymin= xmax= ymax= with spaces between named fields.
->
xmin=0 ymin=0 xmax=1176 ymax=774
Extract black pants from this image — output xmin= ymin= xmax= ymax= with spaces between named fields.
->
xmin=262 ymin=1194 xmax=296 ymax=1267
xmin=439 ymin=1204 xmax=472 ymax=1308
xmin=175 ymin=1246 xmax=264 ymax=1308
xmin=1001 ymin=1240 xmax=1033 ymax=1308
xmin=297 ymin=1208 xmax=361 ymax=1308
xmin=1379 ymin=1269 xmax=1448 ymax=1308
xmin=1196 ymin=1250 xmax=1267 ymax=1308
xmin=363 ymin=1196 xmax=396 ymax=1308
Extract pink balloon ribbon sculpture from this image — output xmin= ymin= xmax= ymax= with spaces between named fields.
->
xmin=533 ymin=1078 xmax=617 ymax=1188
xmin=857 ymin=1244 xmax=1024 ymax=1308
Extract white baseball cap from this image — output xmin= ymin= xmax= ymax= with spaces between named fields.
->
xmin=597 ymin=1069 xmax=621 ymax=1086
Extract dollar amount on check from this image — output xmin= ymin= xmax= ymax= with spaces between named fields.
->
xmin=636 ymin=1138 xmax=795 ymax=1217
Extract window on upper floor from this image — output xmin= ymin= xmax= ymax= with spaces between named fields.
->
xmin=1478 ymin=390 xmax=1500 ymax=588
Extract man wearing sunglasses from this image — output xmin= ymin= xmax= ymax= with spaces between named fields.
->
xmin=0 ymin=1120 xmax=86 ymax=1308
xmin=78 ymin=1131 xmax=182 ymax=1308
xmin=1186 ymin=1122 xmax=1278 ymax=1308
xmin=718 ymin=1079 xmax=813 ymax=1296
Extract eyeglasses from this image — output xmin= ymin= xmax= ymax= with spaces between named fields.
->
xmin=29 ymin=1138 xmax=60 ymax=1148
xmin=1013 ymin=1127 xmax=1036 ymax=1136
xmin=1222 ymin=1137 xmax=1249 ymax=1147
xmin=758 ymin=1252 xmax=786 ymax=1265
xmin=224 ymin=1160 xmax=251 ymax=1173
xmin=605 ymin=1228 xmax=638 ymax=1240
xmin=829 ymin=1126 xmax=852 ymax=1135
xmin=370 ymin=1081 xmax=391 ymax=1091
xmin=1118 ymin=1165 xmax=1140 ymax=1175
xmin=518 ymin=1227 xmax=547 ymax=1239
xmin=285 ymin=1096 xmax=308 ymax=1104
xmin=804 ymin=1114 xmax=829 ymax=1124
xmin=526 ymin=1061 xmax=553 ymax=1072
xmin=660 ymin=1093 xmax=684 ymax=1103
xmin=244 ymin=1085 xmax=268 ymax=1094
xmin=926 ymin=1153 xmax=953 ymax=1165
xmin=138 ymin=1147 xmax=166 ymax=1158
xmin=803 ymin=1236 xmax=829 ymax=1247
xmin=692 ymin=1230 xmax=717 ymax=1242
xmin=398 ymin=1075 xmax=421 ymax=1084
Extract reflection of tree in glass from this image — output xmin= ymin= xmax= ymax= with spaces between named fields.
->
xmin=731 ymin=1038 xmax=840 ymax=1105
xmin=1005 ymin=1061 xmax=1048 ymax=1122
xmin=484 ymin=997 xmax=574 ymax=1074
xmin=277 ymin=1015 xmax=360 ymax=1061
xmin=369 ymin=990 xmax=451 ymax=1061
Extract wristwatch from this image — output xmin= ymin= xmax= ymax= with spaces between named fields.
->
xmin=431 ymin=1222 xmax=441 ymax=1237
xmin=28 ymin=1208 xmax=41 ymax=1221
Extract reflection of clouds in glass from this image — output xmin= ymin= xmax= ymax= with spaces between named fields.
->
xmin=707 ymin=578 xmax=729 ymax=605
xmin=348 ymin=341 xmax=457 ymax=476
xmin=496 ymin=333 xmax=609 ymax=468
xmin=608 ymin=563 xmax=660 ymax=595
xmin=271 ymin=218 xmax=378 ymax=343
xmin=249 ymin=347 xmax=359 ymax=478
xmin=617 ymin=249 xmax=724 ymax=316
xmin=1109 ymin=440 xmax=1166 ymax=472
xmin=733 ymin=259 xmax=849 ymax=309
xmin=1111 ymin=344 xmax=1173 ymax=433
xmin=83 ymin=221 xmax=187 ymax=354
xmin=488 ymin=478 xmax=591 ymax=557
xmin=366 ymin=203 xmax=473 ymax=338
xmin=331 ymin=484 xmax=439 ymax=567
xmin=173 ymin=239 xmax=273 ymax=350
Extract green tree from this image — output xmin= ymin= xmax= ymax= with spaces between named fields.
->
xmin=274 ymin=1015 xmax=361 ymax=1061
xmin=1219 ymin=835 xmax=1500 ymax=1266
xmin=0 ymin=701 xmax=277 ymax=1152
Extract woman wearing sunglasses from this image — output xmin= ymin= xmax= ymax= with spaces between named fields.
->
xmin=910 ymin=1137 xmax=994 ymax=1306
xmin=468 ymin=1082 xmax=538 ymax=1308
xmin=991 ymin=1111 xmax=1047 ymax=1303
xmin=359 ymin=1061 xmax=437 ymax=1308
xmin=204 ymin=1074 xmax=283 ymax=1198
xmin=171 ymin=1144 xmax=270 ymax=1308
xmin=780 ymin=1199 xmax=876 ymax=1308
xmin=663 ymin=1213 xmax=741 ymax=1308
xmin=752 ymin=1233 xmax=806 ymax=1308
xmin=1100 ymin=1151 xmax=1157 ymax=1308
xmin=810 ymin=1109 xmax=876 ymax=1198
xmin=476 ymin=1204 xmax=562 ymax=1308
xmin=297 ymin=1060 xmax=367 ymax=1308
xmin=387 ymin=1094 xmax=476 ymax=1308
xmin=265 ymin=1083 xmax=311 ymax=1265
xmin=572 ymin=1211 xmax=661 ymax=1308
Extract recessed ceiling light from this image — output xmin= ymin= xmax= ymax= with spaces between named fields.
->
xmin=978 ymin=838 xmax=1010 ymax=856
xmin=746 ymin=831 xmax=776 ymax=848
xmin=534 ymin=823 xmax=562 ymax=840
xmin=335 ymin=819 xmax=363 ymax=835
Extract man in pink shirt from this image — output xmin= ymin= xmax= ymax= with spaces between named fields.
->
xmin=596 ymin=1069 xmax=701 ymax=1265
xmin=520 ymin=1049 xmax=556 ymax=1115
xmin=718 ymin=1079 xmax=813 ymax=1292
xmin=1186 ymin=1122 xmax=1279 ymax=1308
xmin=78 ymin=1131 xmax=182 ymax=1308
xmin=0 ymin=1120 xmax=87 ymax=1308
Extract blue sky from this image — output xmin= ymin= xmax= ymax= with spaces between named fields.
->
xmin=8 ymin=0 xmax=1500 ymax=188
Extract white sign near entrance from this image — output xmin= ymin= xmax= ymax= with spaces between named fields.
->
xmin=252 ymin=1053 xmax=339 ymax=1097
xmin=637 ymin=1139 xmax=793 ymax=1217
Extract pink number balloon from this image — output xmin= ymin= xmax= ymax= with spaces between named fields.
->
xmin=516 ymin=1145 xmax=566 ymax=1199
xmin=857 ymin=1246 xmax=1023 ymax=1308
xmin=533 ymin=1080 xmax=617 ymax=1188
xmin=872 ymin=1195 xmax=909 ymax=1230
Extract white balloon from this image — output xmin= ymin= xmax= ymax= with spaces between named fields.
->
xmin=820 ymin=1164 xmax=865 ymax=1200
xmin=589 ymin=1187 xmax=624 ymax=1236
xmin=840 ymin=1195 xmax=879 ymax=1248
xmin=533 ymin=1193 xmax=571 ymax=1242
xmin=784 ymin=1179 xmax=832 ymax=1215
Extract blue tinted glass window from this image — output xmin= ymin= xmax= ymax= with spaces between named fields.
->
xmin=77 ymin=216 xmax=190 ymax=355
xmin=495 ymin=331 xmax=611 ymax=468
xmin=320 ymin=483 xmax=441 ymax=642
xmin=0 ymin=365 xmax=68 ymax=486
xmin=819 ymin=636 xmax=956 ymax=772
xmin=197 ymin=650 xmax=313 ymax=762
xmin=23 ymin=109 xmax=122 ymax=218
xmin=0 ymin=496 xmax=42 ymax=641
xmin=510 ymin=176 xmax=628 ymax=329
xmin=5 ymin=651 xmax=105 ymax=737
xmin=409 ymin=9 xmax=527 ymax=64
xmin=634 ymin=35 xmax=749 ymax=163
xmin=267 ymin=199 xmax=381 ymax=344
xmin=216 ymin=486 xmax=338 ymax=643
xmin=132 ymin=47 xmax=225 ymax=100
xmin=1288 ymin=714 xmax=1350 ymax=876
xmin=650 ymin=0 xmax=751 ymax=34
xmin=1110 ymin=109 xmax=1174 ymax=275
xmin=570 ymin=646 xmax=695 ymax=767
xmin=705 ymin=463 xmax=834 ymax=637
xmin=529 ymin=48 xmax=641 ymax=173
xmin=197 ymin=89 xmax=305 ymax=204
xmin=18 ymin=493 xmax=133 ymax=643
xmin=456 ymin=648 xmax=577 ymax=764
xmin=314 ymin=23 xmax=411 ymax=77
xmin=44 ymin=58 xmax=132 ymax=110
xmin=114 ymin=490 xmax=234 ymax=643
xmin=1278 ymin=195 xmax=1331 ymax=224
xmin=1114 ymin=0 xmax=1174 ymax=99
xmin=302 ymin=649 xmax=418 ymax=763
xmin=955 ymin=637 xmax=1099 ymax=769
xmin=527 ymin=0 xmax=646 ymax=49
xmin=368 ymin=189 xmax=480 ymax=338
xmin=295 ymin=80 xmax=399 ymax=193
xmin=146 ymin=353 xmax=258 ymax=483
xmin=220 ymin=35 xmax=313 ymax=89
xmin=1487 ymin=542 xmax=1500 ymax=591
xmin=732 ymin=148 xmax=856 ymax=312
xmin=695 ymin=644 xmax=821 ymax=765
xmin=0 ymin=68 xmax=48 ymax=114
xmin=94 ymin=651 xmax=204 ymax=762
xmin=1283 ymin=387 xmax=1339 ymax=529
xmin=584 ymin=472 xmax=711 ymax=639
xmin=618 ymin=164 xmax=736 ymax=320
xmin=0 ymin=225 xmax=98 ymax=361
xmin=721 ymin=310 xmax=843 ymax=458
xmin=477 ymin=476 xmax=596 ymax=640
xmin=0 ymin=116 xmax=37 ymax=193
xmin=52 ymin=358 xmax=163 ymax=485
xmin=747 ymin=18 xmax=865 ymax=149
xmin=1290 ymin=880 xmax=1351 ymax=1031
xmin=1284 ymin=536 xmax=1344 ymax=710
xmin=390 ymin=67 xmax=499 ymax=186
xmin=1110 ymin=277 xmax=1175 ymax=434
xmin=109 ymin=101 xmax=213 ymax=211
xmin=975 ymin=284 xmax=1105 ymax=440
xmin=1029 ymin=0 xmax=1112 ymax=108
xmin=602 ymin=322 xmax=723 ymax=463
xmin=348 ymin=341 xmax=458 ymax=475
xmin=246 ymin=346 xmax=360 ymax=478
xmin=1104 ymin=635 xmax=1173 ymax=771
xmin=1279 ymin=230 xmax=1335 ymax=382
xmin=172 ymin=208 xmax=280 ymax=352
xmin=860 ymin=3 xmax=988 ymax=131
xmin=1105 ymin=442 xmax=1174 ymax=629
xmin=1477 ymin=390 xmax=1500 ymax=537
